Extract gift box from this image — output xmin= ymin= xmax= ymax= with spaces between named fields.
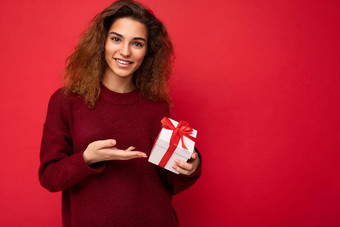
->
xmin=148 ymin=117 xmax=197 ymax=174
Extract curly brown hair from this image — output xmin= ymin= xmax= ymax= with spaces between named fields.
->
xmin=64 ymin=0 xmax=174 ymax=108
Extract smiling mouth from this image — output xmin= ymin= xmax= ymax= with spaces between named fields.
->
xmin=115 ymin=58 xmax=133 ymax=65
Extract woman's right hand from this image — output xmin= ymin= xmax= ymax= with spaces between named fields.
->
xmin=83 ymin=139 xmax=147 ymax=165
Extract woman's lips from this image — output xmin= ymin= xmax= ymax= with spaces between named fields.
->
xmin=114 ymin=58 xmax=133 ymax=65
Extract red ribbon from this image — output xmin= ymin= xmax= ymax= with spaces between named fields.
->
xmin=158 ymin=117 xmax=196 ymax=168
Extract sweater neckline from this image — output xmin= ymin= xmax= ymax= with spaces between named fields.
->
xmin=100 ymin=83 xmax=141 ymax=105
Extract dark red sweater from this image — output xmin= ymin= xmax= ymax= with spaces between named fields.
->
xmin=39 ymin=85 xmax=201 ymax=227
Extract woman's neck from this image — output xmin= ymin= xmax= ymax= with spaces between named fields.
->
xmin=102 ymin=68 xmax=135 ymax=93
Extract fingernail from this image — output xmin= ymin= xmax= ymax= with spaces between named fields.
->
xmin=175 ymin=160 xmax=179 ymax=164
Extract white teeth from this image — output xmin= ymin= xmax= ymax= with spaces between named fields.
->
xmin=115 ymin=59 xmax=131 ymax=65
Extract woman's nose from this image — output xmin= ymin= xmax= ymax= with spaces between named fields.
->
xmin=119 ymin=43 xmax=131 ymax=57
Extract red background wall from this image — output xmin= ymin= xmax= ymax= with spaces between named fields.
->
xmin=1 ymin=0 xmax=339 ymax=226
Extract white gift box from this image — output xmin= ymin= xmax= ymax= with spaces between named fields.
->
xmin=148 ymin=117 xmax=197 ymax=174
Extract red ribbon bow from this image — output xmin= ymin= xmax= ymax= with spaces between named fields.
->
xmin=158 ymin=117 xmax=196 ymax=168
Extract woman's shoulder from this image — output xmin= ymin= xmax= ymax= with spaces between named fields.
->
xmin=47 ymin=88 xmax=83 ymax=114
xmin=48 ymin=88 xmax=80 ymax=105
xmin=49 ymin=87 xmax=64 ymax=101
xmin=45 ymin=88 xmax=85 ymax=125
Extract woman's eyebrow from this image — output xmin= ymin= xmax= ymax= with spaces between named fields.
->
xmin=109 ymin=31 xmax=146 ymax=42
xmin=133 ymin=37 xmax=146 ymax=42
xmin=109 ymin=31 xmax=123 ymax=37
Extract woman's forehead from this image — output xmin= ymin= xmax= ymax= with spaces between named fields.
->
xmin=108 ymin=17 xmax=147 ymax=39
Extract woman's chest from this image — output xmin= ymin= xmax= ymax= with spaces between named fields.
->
xmin=68 ymin=104 xmax=162 ymax=154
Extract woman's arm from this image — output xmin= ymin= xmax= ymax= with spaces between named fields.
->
xmin=158 ymin=147 xmax=202 ymax=195
xmin=38 ymin=90 xmax=105 ymax=192
xmin=39 ymin=89 xmax=149 ymax=192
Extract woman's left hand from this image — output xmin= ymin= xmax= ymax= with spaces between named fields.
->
xmin=172 ymin=152 xmax=200 ymax=175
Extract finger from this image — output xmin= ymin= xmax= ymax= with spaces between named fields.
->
xmin=172 ymin=163 xmax=190 ymax=175
xmin=125 ymin=146 xmax=135 ymax=151
xmin=95 ymin=139 xmax=116 ymax=149
xmin=120 ymin=150 xmax=148 ymax=159
xmin=174 ymin=159 xmax=193 ymax=172
xmin=191 ymin=152 xmax=197 ymax=160
xmin=124 ymin=147 xmax=147 ymax=158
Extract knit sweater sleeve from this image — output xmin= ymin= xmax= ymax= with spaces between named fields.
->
xmin=38 ymin=89 xmax=105 ymax=192
xmin=158 ymin=148 xmax=202 ymax=195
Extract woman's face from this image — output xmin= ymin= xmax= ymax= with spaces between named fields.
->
xmin=104 ymin=17 xmax=147 ymax=81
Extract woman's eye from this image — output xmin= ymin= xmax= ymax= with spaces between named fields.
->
xmin=111 ymin=37 xmax=120 ymax=42
xmin=133 ymin=42 xmax=143 ymax=47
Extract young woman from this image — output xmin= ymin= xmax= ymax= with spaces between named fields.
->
xmin=39 ymin=0 xmax=201 ymax=226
